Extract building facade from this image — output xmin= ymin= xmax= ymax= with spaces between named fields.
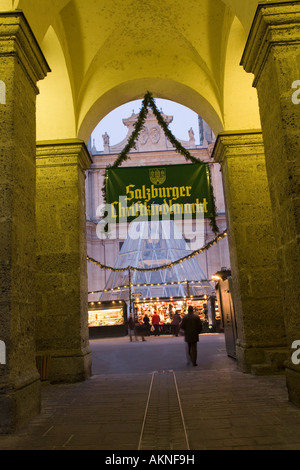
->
xmin=86 ymin=109 xmax=230 ymax=303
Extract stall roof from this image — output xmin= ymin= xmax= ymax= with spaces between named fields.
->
xmin=100 ymin=220 xmax=214 ymax=301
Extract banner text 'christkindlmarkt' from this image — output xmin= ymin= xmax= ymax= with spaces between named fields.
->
xmin=105 ymin=163 xmax=214 ymax=222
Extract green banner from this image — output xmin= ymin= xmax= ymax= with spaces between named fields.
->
xmin=105 ymin=163 xmax=214 ymax=221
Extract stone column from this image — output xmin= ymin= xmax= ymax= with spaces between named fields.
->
xmin=241 ymin=1 xmax=300 ymax=405
xmin=212 ymin=131 xmax=287 ymax=373
xmin=0 ymin=12 xmax=49 ymax=432
xmin=36 ymin=140 xmax=92 ymax=384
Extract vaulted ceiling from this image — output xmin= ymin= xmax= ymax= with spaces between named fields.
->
xmin=3 ymin=0 xmax=265 ymax=141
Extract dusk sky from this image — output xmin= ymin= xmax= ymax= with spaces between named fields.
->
xmin=90 ymin=98 xmax=201 ymax=151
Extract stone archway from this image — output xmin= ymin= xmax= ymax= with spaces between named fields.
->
xmin=2 ymin=1 xmax=300 ymax=435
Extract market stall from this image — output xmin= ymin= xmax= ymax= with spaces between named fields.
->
xmin=88 ymin=300 xmax=127 ymax=338
xmin=134 ymin=296 xmax=218 ymax=334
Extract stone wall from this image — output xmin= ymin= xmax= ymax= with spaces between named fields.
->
xmin=36 ymin=140 xmax=92 ymax=383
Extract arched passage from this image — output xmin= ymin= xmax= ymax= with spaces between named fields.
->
xmin=33 ymin=2 xmax=284 ymax=383
xmin=222 ymin=16 xmax=261 ymax=131
xmin=30 ymin=0 xmax=262 ymax=143
xmin=37 ymin=25 xmax=77 ymax=141
xmin=78 ymin=79 xmax=225 ymax=144
xmin=2 ymin=1 xmax=300 ymax=434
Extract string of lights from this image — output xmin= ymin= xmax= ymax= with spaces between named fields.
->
xmin=86 ymin=229 xmax=228 ymax=273
xmin=89 ymin=279 xmax=211 ymax=295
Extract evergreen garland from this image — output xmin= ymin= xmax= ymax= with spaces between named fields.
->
xmin=101 ymin=91 xmax=219 ymax=234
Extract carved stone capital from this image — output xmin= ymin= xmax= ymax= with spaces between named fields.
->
xmin=241 ymin=2 xmax=300 ymax=86
xmin=36 ymin=139 xmax=93 ymax=172
xmin=212 ymin=130 xmax=264 ymax=166
xmin=0 ymin=11 xmax=50 ymax=92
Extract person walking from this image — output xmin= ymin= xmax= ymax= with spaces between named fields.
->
xmin=143 ymin=314 xmax=151 ymax=336
xmin=180 ymin=305 xmax=202 ymax=366
xmin=135 ymin=316 xmax=146 ymax=341
xmin=171 ymin=310 xmax=182 ymax=337
xmin=127 ymin=314 xmax=137 ymax=342
xmin=151 ymin=310 xmax=161 ymax=336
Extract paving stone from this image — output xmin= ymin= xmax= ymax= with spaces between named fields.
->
xmin=0 ymin=334 xmax=300 ymax=450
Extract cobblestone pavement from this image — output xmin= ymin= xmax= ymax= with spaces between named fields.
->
xmin=1 ymin=334 xmax=300 ymax=451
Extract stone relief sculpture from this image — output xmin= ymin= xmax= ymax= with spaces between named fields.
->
xmin=102 ymin=132 xmax=110 ymax=146
xmin=139 ymin=126 xmax=149 ymax=145
xmin=150 ymin=126 xmax=161 ymax=144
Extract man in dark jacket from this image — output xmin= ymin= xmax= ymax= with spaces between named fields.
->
xmin=180 ymin=305 xmax=202 ymax=366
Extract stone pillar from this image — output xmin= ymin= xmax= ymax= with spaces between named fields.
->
xmin=36 ymin=140 xmax=92 ymax=384
xmin=212 ymin=131 xmax=287 ymax=373
xmin=241 ymin=1 xmax=300 ymax=405
xmin=0 ymin=12 xmax=49 ymax=432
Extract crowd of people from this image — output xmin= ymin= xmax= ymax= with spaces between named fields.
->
xmin=126 ymin=305 xmax=203 ymax=366
xmin=127 ymin=308 xmax=186 ymax=341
